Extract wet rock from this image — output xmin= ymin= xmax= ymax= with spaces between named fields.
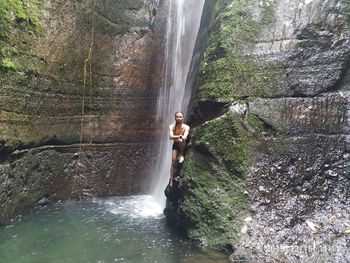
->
xmin=345 ymin=228 xmax=350 ymax=235
xmin=258 ymin=186 xmax=266 ymax=192
xmin=0 ymin=0 xmax=166 ymax=224
xmin=181 ymin=0 xmax=350 ymax=261
xmin=0 ymin=0 xmax=164 ymax=154
xmin=0 ymin=143 xmax=153 ymax=225
xmin=36 ymin=197 xmax=50 ymax=206
xmin=249 ymin=92 xmax=349 ymax=136
xmin=305 ymin=220 xmax=321 ymax=233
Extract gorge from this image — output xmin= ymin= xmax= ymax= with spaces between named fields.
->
xmin=0 ymin=0 xmax=349 ymax=262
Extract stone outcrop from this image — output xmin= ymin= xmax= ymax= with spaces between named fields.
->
xmin=0 ymin=0 xmax=165 ymax=224
xmin=167 ymin=0 xmax=350 ymax=261
xmin=236 ymin=92 xmax=350 ymax=262
xmin=0 ymin=143 xmax=153 ymax=224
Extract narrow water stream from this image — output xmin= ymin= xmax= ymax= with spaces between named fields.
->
xmin=0 ymin=2 xmax=216 ymax=262
xmin=151 ymin=0 xmax=205 ymax=206
xmin=0 ymin=196 xmax=229 ymax=263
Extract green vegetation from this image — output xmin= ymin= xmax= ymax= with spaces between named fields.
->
xmin=194 ymin=0 xmax=279 ymax=103
xmin=205 ymin=0 xmax=271 ymax=52
xmin=0 ymin=0 xmax=44 ymax=72
xmin=274 ymin=122 xmax=291 ymax=156
xmin=181 ymin=150 xmax=248 ymax=249
xmin=260 ymin=0 xmax=277 ymax=25
xmin=345 ymin=0 xmax=350 ymax=23
xmin=0 ymin=0 xmax=43 ymax=32
xmin=246 ymin=113 xmax=265 ymax=134
xmin=197 ymin=56 xmax=276 ymax=102
xmin=180 ymin=0 xmax=282 ymax=248
xmin=180 ymin=112 xmax=264 ymax=249
xmin=193 ymin=113 xmax=253 ymax=174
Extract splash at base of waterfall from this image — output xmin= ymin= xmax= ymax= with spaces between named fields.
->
xmin=95 ymin=195 xmax=164 ymax=218
xmin=0 ymin=197 xmax=229 ymax=262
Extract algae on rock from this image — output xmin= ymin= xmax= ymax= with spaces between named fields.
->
xmin=194 ymin=0 xmax=281 ymax=105
xmin=175 ymin=0 xmax=350 ymax=260
xmin=0 ymin=0 xmax=45 ymax=73
xmin=179 ymin=111 xmax=264 ymax=249
xmin=0 ymin=0 xmax=165 ymax=225
xmin=173 ymin=0 xmax=278 ymax=250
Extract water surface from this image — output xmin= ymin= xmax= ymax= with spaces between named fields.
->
xmin=0 ymin=196 xmax=229 ymax=263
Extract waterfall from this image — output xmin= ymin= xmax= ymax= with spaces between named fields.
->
xmin=150 ymin=0 xmax=205 ymax=207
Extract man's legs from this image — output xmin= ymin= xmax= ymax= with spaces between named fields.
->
xmin=177 ymin=141 xmax=187 ymax=163
xmin=169 ymin=149 xmax=178 ymax=187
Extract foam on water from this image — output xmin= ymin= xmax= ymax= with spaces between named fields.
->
xmin=0 ymin=197 xmax=229 ymax=262
xmin=94 ymin=195 xmax=164 ymax=219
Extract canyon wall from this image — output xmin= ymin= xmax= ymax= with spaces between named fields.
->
xmin=169 ymin=0 xmax=350 ymax=261
xmin=0 ymin=0 xmax=165 ymax=224
xmin=2 ymin=2 xmax=349 ymax=261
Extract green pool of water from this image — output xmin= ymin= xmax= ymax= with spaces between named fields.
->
xmin=0 ymin=195 xmax=229 ymax=263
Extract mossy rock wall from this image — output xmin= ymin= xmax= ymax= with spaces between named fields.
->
xmin=0 ymin=0 xmax=166 ymax=224
xmin=178 ymin=110 xmax=262 ymax=249
xmin=171 ymin=0 xmax=350 ymax=260
xmin=0 ymin=0 xmax=164 ymax=153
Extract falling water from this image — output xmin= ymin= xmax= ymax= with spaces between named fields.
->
xmin=151 ymin=0 xmax=205 ymax=206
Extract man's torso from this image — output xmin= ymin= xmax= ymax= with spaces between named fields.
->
xmin=172 ymin=124 xmax=188 ymax=136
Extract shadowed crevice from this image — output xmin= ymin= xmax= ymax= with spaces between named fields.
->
xmin=188 ymin=100 xmax=230 ymax=128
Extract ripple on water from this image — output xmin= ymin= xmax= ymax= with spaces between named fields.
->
xmin=0 ymin=195 xmax=229 ymax=263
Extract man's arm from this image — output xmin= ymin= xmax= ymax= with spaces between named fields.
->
xmin=181 ymin=125 xmax=190 ymax=140
xmin=169 ymin=124 xmax=181 ymax=140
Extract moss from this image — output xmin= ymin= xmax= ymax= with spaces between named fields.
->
xmin=206 ymin=0 xmax=260 ymax=53
xmin=193 ymin=0 xmax=280 ymax=104
xmin=274 ymin=122 xmax=291 ymax=156
xmin=260 ymin=0 xmax=277 ymax=25
xmin=246 ymin=113 xmax=266 ymax=134
xmin=345 ymin=0 xmax=350 ymax=23
xmin=0 ymin=0 xmax=43 ymax=34
xmin=181 ymin=149 xmax=249 ymax=249
xmin=0 ymin=0 xmax=45 ymax=73
xmin=205 ymin=0 xmax=277 ymax=51
xmin=1 ymin=57 xmax=16 ymax=70
xmin=193 ymin=112 xmax=253 ymax=174
xmin=196 ymin=56 xmax=276 ymax=102
xmin=179 ymin=112 xmax=264 ymax=249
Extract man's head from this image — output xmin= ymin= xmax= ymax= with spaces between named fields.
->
xmin=175 ymin=112 xmax=184 ymax=124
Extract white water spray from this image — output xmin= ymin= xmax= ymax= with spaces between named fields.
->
xmin=150 ymin=0 xmax=205 ymax=207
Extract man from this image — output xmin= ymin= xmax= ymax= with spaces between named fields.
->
xmin=168 ymin=112 xmax=190 ymax=187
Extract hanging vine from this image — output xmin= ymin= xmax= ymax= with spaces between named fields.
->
xmin=73 ymin=0 xmax=96 ymax=198
xmin=79 ymin=0 xmax=95 ymax=152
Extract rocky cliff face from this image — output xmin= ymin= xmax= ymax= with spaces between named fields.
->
xmin=0 ymin=0 xmax=165 ymax=224
xmin=168 ymin=0 xmax=350 ymax=261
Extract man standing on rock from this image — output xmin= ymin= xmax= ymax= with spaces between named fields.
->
xmin=168 ymin=112 xmax=190 ymax=187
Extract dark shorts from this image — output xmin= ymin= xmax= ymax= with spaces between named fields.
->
xmin=172 ymin=142 xmax=180 ymax=151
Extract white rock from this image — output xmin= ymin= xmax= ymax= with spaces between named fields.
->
xmin=244 ymin=216 xmax=253 ymax=222
xmin=258 ymin=186 xmax=266 ymax=192
xmin=306 ymin=220 xmax=320 ymax=233
xmin=241 ymin=225 xmax=248 ymax=234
